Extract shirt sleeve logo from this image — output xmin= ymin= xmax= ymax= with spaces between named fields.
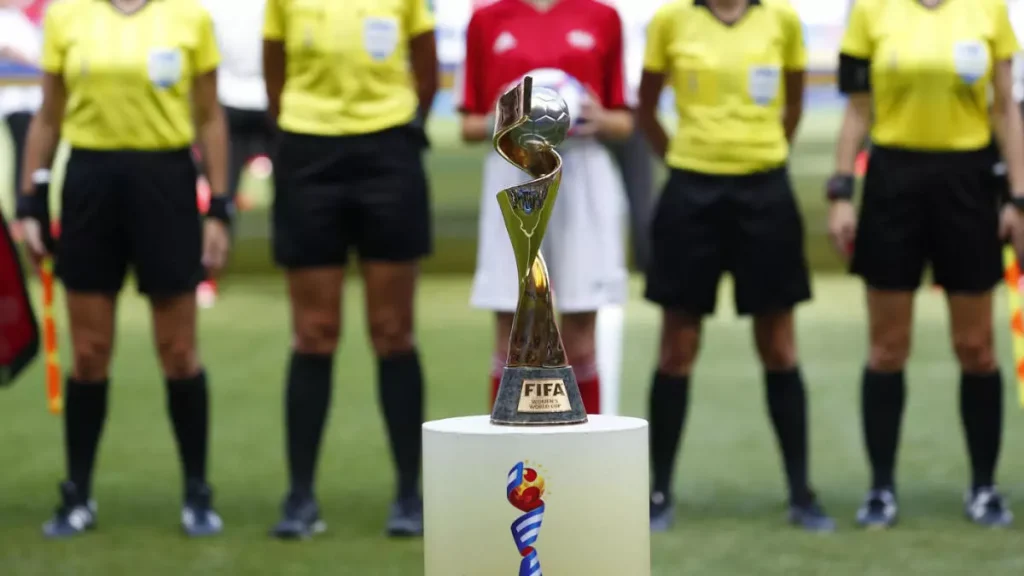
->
xmin=493 ymin=31 xmax=517 ymax=54
xmin=148 ymin=48 xmax=183 ymax=89
xmin=953 ymin=40 xmax=990 ymax=86
xmin=363 ymin=17 xmax=400 ymax=61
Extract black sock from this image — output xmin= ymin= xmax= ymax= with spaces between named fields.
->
xmin=378 ymin=351 xmax=425 ymax=501
xmin=765 ymin=369 xmax=810 ymax=505
xmin=285 ymin=353 xmax=334 ymax=498
xmin=862 ymin=369 xmax=906 ymax=491
xmin=649 ymin=372 xmax=689 ymax=496
xmin=167 ymin=370 xmax=210 ymax=485
xmin=64 ymin=378 xmax=110 ymax=499
xmin=960 ymin=371 xmax=1003 ymax=489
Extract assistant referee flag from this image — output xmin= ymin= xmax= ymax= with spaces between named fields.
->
xmin=0 ymin=211 xmax=39 ymax=387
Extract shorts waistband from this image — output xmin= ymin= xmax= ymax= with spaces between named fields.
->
xmin=871 ymin=145 xmax=995 ymax=168
xmin=669 ymin=164 xmax=787 ymax=181
xmin=69 ymin=147 xmax=192 ymax=159
xmin=279 ymin=122 xmax=413 ymax=142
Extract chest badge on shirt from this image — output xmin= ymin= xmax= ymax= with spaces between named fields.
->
xmin=567 ymin=30 xmax=595 ymax=51
xmin=363 ymin=17 xmax=400 ymax=61
xmin=148 ymin=48 xmax=183 ymax=90
xmin=952 ymin=40 xmax=990 ymax=86
xmin=748 ymin=65 xmax=780 ymax=105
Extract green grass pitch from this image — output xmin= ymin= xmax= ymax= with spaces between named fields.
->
xmin=2 ymin=111 xmax=1024 ymax=574
xmin=1 ymin=277 xmax=1024 ymax=575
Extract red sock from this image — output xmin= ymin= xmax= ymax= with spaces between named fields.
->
xmin=577 ymin=376 xmax=601 ymax=414
xmin=490 ymin=373 xmax=501 ymax=410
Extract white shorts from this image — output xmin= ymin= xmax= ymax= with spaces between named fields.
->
xmin=471 ymin=139 xmax=628 ymax=313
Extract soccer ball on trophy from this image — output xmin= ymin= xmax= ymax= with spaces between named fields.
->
xmin=507 ymin=85 xmax=571 ymax=151
xmin=523 ymin=68 xmax=586 ymax=132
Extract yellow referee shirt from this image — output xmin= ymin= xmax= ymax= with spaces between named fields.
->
xmin=41 ymin=0 xmax=220 ymax=150
xmin=644 ymin=0 xmax=806 ymax=175
xmin=841 ymin=0 xmax=1020 ymax=151
xmin=263 ymin=0 xmax=435 ymax=136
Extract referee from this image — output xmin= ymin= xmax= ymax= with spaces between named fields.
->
xmin=830 ymin=0 xmax=1024 ymax=529
xmin=639 ymin=0 xmax=834 ymax=532
xmin=263 ymin=0 xmax=438 ymax=539
xmin=16 ymin=0 xmax=231 ymax=538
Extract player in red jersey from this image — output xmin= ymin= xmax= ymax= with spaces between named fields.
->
xmin=458 ymin=0 xmax=634 ymax=414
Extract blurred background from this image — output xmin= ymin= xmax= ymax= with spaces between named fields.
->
xmin=3 ymin=1 xmax=1024 ymax=575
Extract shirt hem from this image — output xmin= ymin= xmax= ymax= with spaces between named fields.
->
xmin=277 ymin=113 xmax=417 ymax=137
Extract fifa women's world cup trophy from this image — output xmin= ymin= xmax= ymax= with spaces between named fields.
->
xmin=490 ymin=76 xmax=588 ymax=426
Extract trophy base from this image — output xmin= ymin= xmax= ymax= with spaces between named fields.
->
xmin=490 ymin=366 xmax=588 ymax=425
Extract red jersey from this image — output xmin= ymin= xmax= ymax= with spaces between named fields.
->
xmin=458 ymin=0 xmax=628 ymax=115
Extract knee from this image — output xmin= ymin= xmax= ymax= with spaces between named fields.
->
xmin=72 ymin=335 xmax=113 ymax=382
xmin=156 ymin=338 xmax=200 ymax=380
xmin=563 ymin=336 xmax=597 ymax=371
xmin=953 ymin=330 xmax=997 ymax=373
xmin=293 ymin=315 xmax=341 ymax=356
xmin=560 ymin=313 xmax=597 ymax=368
xmin=658 ymin=317 xmax=701 ymax=376
xmin=868 ymin=330 xmax=911 ymax=372
xmin=369 ymin=312 xmax=414 ymax=358
xmin=756 ymin=340 xmax=798 ymax=372
xmin=754 ymin=314 xmax=797 ymax=371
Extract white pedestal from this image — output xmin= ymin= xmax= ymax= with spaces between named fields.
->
xmin=423 ymin=415 xmax=650 ymax=576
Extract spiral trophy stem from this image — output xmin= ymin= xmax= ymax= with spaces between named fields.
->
xmin=490 ymin=76 xmax=588 ymax=426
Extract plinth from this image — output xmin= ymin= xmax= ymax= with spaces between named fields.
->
xmin=423 ymin=415 xmax=650 ymax=576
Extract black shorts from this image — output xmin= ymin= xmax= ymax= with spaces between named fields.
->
xmin=645 ymin=166 xmax=811 ymax=316
xmin=271 ymin=124 xmax=431 ymax=268
xmin=225 ymin=105 xmax=274 ymax=197
xmin=852 ymin=145 xmax=1002 ymax=293
xmin=57 ymin=148 xmax=202 ymax=296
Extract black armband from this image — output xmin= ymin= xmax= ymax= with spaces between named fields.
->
xmin=838 ymin=53 xmax=871 ymax=95
xmin=825 ymin=174 xmax=855 ymax=201
xmin=205 ymin=195 xmax=236 ymax=227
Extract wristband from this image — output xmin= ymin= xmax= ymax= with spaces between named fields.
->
xmin=825 ymin=174 xmax=855 ymax=201
xmin=205 ymin=195 xmax=235 ymax=226
xmin=16 ymin=182 xmax=50 ymax=221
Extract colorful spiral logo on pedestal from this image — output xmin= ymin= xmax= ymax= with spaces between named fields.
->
xmin=507 ymin=461 xmax=546 ymax=576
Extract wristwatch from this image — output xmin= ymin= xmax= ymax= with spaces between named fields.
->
xmin=825 ymin=174 xmax=855 ymax=201
xmin=205 ymin=195 xmax=236 ymax=227
xmin=1011 ymin=195 xmax=1024 ymax=212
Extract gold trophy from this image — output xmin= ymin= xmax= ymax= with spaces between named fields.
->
xmin=490 ymin=76 xmax=588 ymax=426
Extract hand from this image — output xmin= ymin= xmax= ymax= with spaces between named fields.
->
xmin=573 ymin=87 xmax=607 ymax=137
xmin=202 ymin=219 xmax=230 ymax=277
xmin=18 ymin=217 xmax=48 ymax=270
xmin=827 ymin=200 xmax=858 ymax=262
xmin=1000 ymin=204 xmax=1024 ymax=260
